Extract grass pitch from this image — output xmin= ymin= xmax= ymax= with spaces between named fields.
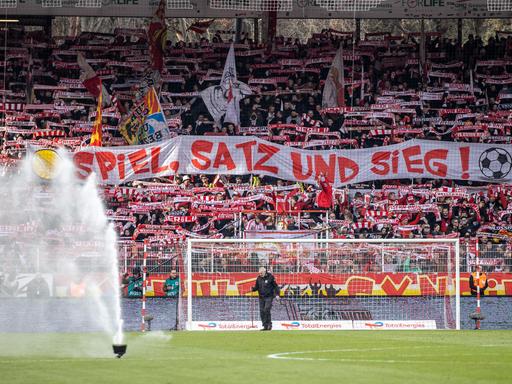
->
xmin=0 ymin=331 xmax=510 ymax=384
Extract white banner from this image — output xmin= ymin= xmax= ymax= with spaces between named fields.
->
xmin=188 ymin=320 xmax=434 ymax=330
xmin=352 ymin=320 xmax=437 ymax=330
xmin=188 ymin=320 xmax=353 ymax=331
xmin=73 ymin=136 xmax=512 ymax=186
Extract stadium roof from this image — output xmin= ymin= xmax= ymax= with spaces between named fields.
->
xmin=1 ymin=0 xmax=511 ymax=19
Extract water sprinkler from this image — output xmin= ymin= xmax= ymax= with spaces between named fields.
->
xmin=469 ymin=311 xmax=485 ymax=330
xmin=113 ymin=319 xmax=125 ymax=357
xmin=112 ymin=344 xmax=127 ymax=358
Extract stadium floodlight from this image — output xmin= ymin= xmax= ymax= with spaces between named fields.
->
xmin=320 ymin=0 xmax=384 ymax=11
xmin=487 ymin=0 xmax=512 ymax=11
xmin=41 ymin=0 xmax=62 ymax=7
xmin=75 ymin=0 xmax=101 ymax=7
xmin=0 ymin=0 xmax=16 ymax=8
xmin=209 ymin=0 xmax=293 ymax=11
xmin=167 ymin=0 xmax=193 ymax=9
xmin=186 ymin=238 xmax=460 ymax=331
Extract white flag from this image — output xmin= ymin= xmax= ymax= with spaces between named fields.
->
xmin=221 ymin=43 xmax=237 ymax=89
xmin=322 ymin=46 xmax=345 ymax=108
xmin=200 ymin=43 xmax=251 ymax=124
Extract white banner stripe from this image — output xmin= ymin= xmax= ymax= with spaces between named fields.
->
xmin=73 ymin=137 xmax=512 ymax=186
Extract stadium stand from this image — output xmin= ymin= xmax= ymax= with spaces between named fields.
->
xmin=1 ymin=24 xmax=512 ymax=276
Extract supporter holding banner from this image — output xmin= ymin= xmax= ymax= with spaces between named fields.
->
xmin=73 ymin=136 xmax=512 ymax=186
xmin=118 ymin=87 xmax=171 ymax=145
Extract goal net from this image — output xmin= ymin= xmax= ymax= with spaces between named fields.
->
xmin=319 ymin=0 xmax=385 ymax=12
xmin=487 ymin=0 xmax=512 ymax=11
xmin=0 ymin=0 xmax=16 ymax=8
xmin=166 ymin=0 xmax=193 ymax=9
xmin=185 ymin=238 xmax=460 ymax=330
xmin=209 ymin=0 xmax=293 ymax=11
xmin=120 ymin=240 xmax=187 ymax=331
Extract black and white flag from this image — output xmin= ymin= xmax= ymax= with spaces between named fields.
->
xmin=200 ymin=43 xmax=252 ymax=125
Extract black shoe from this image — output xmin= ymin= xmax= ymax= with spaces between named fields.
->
xmin=260 ymin=328 xmax=268 ymax=331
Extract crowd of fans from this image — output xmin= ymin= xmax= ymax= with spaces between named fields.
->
xmin=1 ymin=25 xmax=512 ymax=272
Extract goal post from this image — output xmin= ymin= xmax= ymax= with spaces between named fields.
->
xmin=185 ymin=238 xmax=460 ymax=331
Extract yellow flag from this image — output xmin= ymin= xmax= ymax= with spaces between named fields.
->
xmin=90 ymin=82 xmax=102 ymax=147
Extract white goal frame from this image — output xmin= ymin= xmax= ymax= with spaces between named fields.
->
xmin=186 ymin=238 xmax=460 ymax=331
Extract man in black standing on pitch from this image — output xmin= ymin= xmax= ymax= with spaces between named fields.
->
xmin=252 ymin=266 xmax=280 ymax=331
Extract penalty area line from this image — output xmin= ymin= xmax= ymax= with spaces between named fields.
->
xmin=267 ymin=348 xmax=510 ymax=364
xmin=267 ymin=347 xmax=414 ymax=362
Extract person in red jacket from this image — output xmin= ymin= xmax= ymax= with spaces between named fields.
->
xmin=316 ymin=173 xmax=333 ymax=209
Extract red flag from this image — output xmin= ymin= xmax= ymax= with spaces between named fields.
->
xmin=77 ymin=53 xmax=102 ymax=98
xmin=82 ymin=76 xmax=102 ymax=98
xmin=90 ymin=82 xmax=103 ymax=147
xmin=148 ymin=0 xmax=167 ymax=73
xmin=187 ymin=19 xmax=214 ymax=35
xmin=77 ymin=53 xmax=112 ymax=107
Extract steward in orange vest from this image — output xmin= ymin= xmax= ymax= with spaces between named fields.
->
xmin=469 ymin=265 xmax=488 ymax=296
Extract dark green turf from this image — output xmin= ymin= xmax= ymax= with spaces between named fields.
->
xmin=0 ymin=331 xmax=510 ymax=384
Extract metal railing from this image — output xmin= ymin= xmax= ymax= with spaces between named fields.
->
xmin=118 ymin=239 xmax=512 ymax=275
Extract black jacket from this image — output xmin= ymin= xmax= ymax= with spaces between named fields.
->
xmin=252 ymin=273 xmax=280 ymax=298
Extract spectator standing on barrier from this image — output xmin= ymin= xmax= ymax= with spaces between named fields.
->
xmin=469 ymin=265 xmax=488 ymax=296
xmin=252 ymin=266 xmax=280 ymax=331
xmin=163 ymin=269 xmax=180 ymax=297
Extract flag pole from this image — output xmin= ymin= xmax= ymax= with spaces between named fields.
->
xmin=141 ymin=239 xmax=148 ymax=332
xmin=475 ymin=241 xmax=481 ymax=330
